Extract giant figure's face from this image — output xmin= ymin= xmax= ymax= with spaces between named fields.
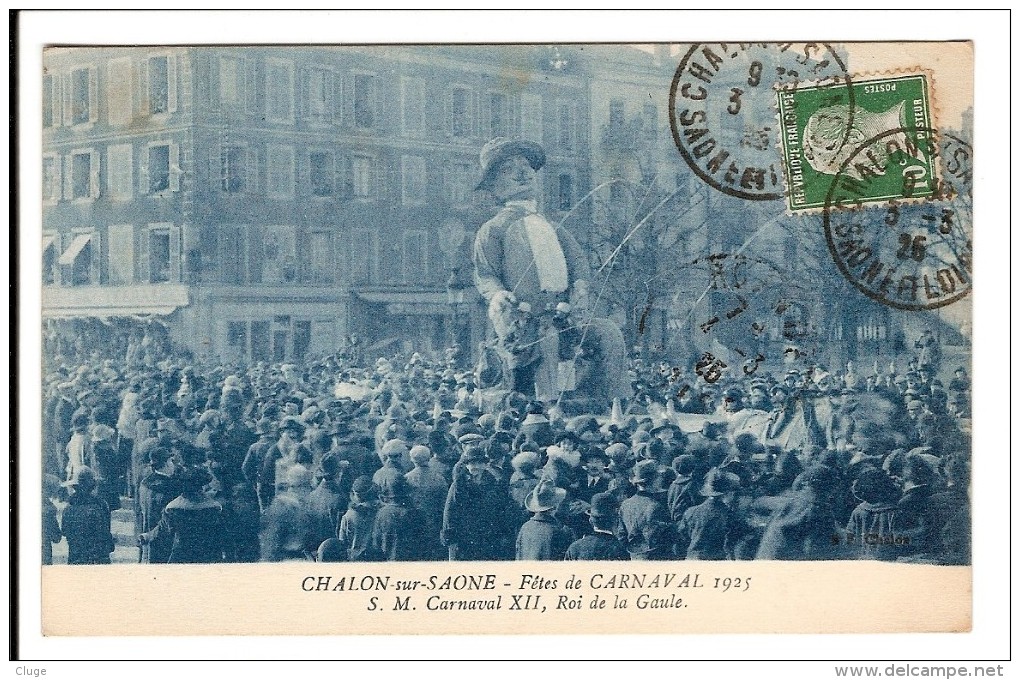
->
xmin=489 ymin=154 xmax=537 ymax=203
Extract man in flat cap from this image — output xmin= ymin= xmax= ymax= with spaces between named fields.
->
xmin=472 ymin=137 xmax=629 ymax=411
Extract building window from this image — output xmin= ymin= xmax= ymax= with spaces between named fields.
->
xmin=42 ymin=233 xmax=57 ymax=285
xmin=307 ymin=68 xmax=332 ymax=124
xmin=107 ymin=144 xmax=133 ymax=200
xmin=293 ymin=320 xmax=311 ymax=362
xmin=219 ymin=225 xmax=245 ymax=285
xmin=451 ymin=87 xmax=472 ymax=138
xmin=642 ymin=103 xmax=658 ymax=138
xmin=266 ymin=59 xmax=294 ymax=124
xmin=351 ymin=154 xmax=374 ymax=199
xmin=107 ymin=58 xmax=133 ymax=125
xmin=107 ymin=224 xmax=134 ymax=285
xmin=43 ymin=74 xmax=55 ymax=128
xmin=148 ymin=144 xmax=171 ymax=193
xmin=400 ymin=77 xmax=424 ymax=138
xmin=402 ymin=230 xmax=427 ymax=283
xmin=42 ymin=155 xmax=60 ymax=201
xmin=267 ymin=145 xmax=295 ymax=199
xmin=219 ymin=57 xmax=242 ymax=108
xmin=71 ymin=151 xmax=94 ymax=200
xmin=227 ymin=321 xmax=248 ymax=350
xmin=401 ymin=155 xmax=426 ymax=206
xmin=220 ymin=145 xmax=247 ymax=193
xmin=71 ymin=67 xmax=93 ymax=125
xmin=261 ymin=225 xmax=297 ymax=284
xmin=350 ymin=229 xmax=375 ymax=284
xmin=250 ymin=320 xmax=271 ymax=362
xmin=353 ymin=74 xmax=375 ymax=128
xmin=307 ymin=231 xmax=334 ymax=284
xmin=146 ymin=56 xmax=169 ymax=114
xmin=558 ymin=173 xmax=573 ymax=211
xmin=309 ymin=151 xmax=334 ymax=198
xmin=446 ymin=161 xmax=472 ymax=206
xmin=609 ymin=99 xmax=625 ymax=137
xmin=558 ymin=102 xmax=576 ymax=152
xmin=521 ymin=93 xmax=543 ymax=144
xmin=149 ymin=227 xmax=172 ymax=283
xmin=489 ymin=92 xmax=508 ymax=138
xmin=59 ymin=233 xmax=95 ymax=286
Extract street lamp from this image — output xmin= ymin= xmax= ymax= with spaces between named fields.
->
xmin=446 ymin=267 xmax=469 ymax=364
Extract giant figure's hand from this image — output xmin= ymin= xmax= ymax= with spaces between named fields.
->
xmin=487 ymin=290 xmax=518 ymax=340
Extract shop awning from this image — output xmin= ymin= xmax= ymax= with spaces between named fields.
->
xmin=42 ymin=284 xmax=189 ymax=319
xmin=42 ymin=235 xmax=56 ymax=254
xmin=57 ymin=233 xmax=93 ymax=265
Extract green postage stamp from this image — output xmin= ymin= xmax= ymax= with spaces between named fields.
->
xmin=777 ymin=73 xmax=938 ymax=212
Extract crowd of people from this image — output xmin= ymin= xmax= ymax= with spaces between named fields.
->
xmin=42 ymin=326 xmax=971 ymax=566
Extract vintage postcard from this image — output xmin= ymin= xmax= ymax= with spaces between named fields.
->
xmin=36 ymin=40 xmax=973 ymax=637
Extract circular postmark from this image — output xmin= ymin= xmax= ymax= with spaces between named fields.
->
xmin=669 ymin=43 xmax=852 ymax=201
xmin=823 ymin=127 xmax=972 ymax=311
xmin=671 ymin=253 xmax=821 ymax=379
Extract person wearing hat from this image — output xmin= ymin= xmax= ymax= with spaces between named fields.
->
xmin=306 ymin=453 xmax=352 ymax=554
xmin=565 ymin=492 xmax=629 ymax=561
xmin=338 ymin=476 xmax=383 ymax=561
xmin=241 ymin=417 xmax=276 ymax=512
xmin=139 ymin=465 xmax=226 ymax=563
xmin=666 ymin=454 xmax=708 ymax=526
xmin=442 ymin=439 xmax=515 ymax=561
xmin=373 ymin=439 xmax=410 ymax=500
xmin=675 ymin=467 xmax=744 ymax=560
xmin=371 ymin=476 xmax=427 ymax=561
xmin=64 ymin=412 xmax=92 ymax=487
xmin=893 ymin=451 xmax=942 ymax=558
xmin=576 ymin=447 xmax=612 ymax=504
xmin=755 ymin=464 xmax=841 ymax=560
xmin=404 ymin=445 xmax=450 ymax=560
xmin=845 ymin=467 xmax=902 ymax=561
xmin=258 ymin=416 xmax=310 ymax=511
xmin=619 ymin=459 xmax=671 ymax=560
xmin=136 ymin=446 xmax=181 ymax=563
xmin=515 ymin=478 xmax=574 ymax=561
xmin=59 ymin=467 xmax=115 ymax=564
xmin=471 ymin=137 xmax=628 ymax=408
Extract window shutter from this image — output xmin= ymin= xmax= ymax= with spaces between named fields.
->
xmin=169 ymin=143 xmax=181 ymax=192
xmin=375 ymin=75 xmax=385 ymax=133
xmin=91 ymin=229 xmax=103 ymax=284
xmin=332 ymin=72 xmax=342 ymax=125
xmin=244 ymin=57 xmax=257 ymax=114
xmin=53 ymin=154 xmax=63 ymax=201
xmin=373 ymin=157 xmax=387 ymax=200
xmin=86 ymin=67 xmax=99 ymax=124
xmin=137 ymin=58 xmax=149 ymax=116
xmin=139 ymin=146 xmax=149 ymax=195
xmin=209 ymin=145 xmax=221 ymax=190
xmin=297 ymin=228 xmax=308 ymax=282
xmin=167 ymin=53 xmax=178 ymax=113
xmin=334 ymin=228 xmax=347 ymax=283
xmin=90 ymin=150 xmax=101 ymax=198
xmin=325 ymin=71 xmax=335 ymax=124
xmin=169 ymin=225 xmax=182 ymax=282
xmin=247 ymin=224 xmax=263 ymax=283
xmin=62 ymin=73 xmax=73 ymax=126
xmin=62 ymin=154 xmax=72 ymax=199
xmin=51 ymin=74 xmax=63 ymax=127
xmin=246 ymin=147 xmax=259 ymax=194
xmin=136 ymin=226 xmax=150 ymax=283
